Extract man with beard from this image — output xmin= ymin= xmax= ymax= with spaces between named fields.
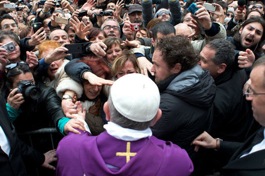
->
xmin=227 ymin=17 xmax=265 ymax=59
xmin=127 ymin=4 xmax=143 ymax=24
xmin=101 ymin=18 xmax=121 ymax=38
xmin=150 ymin=35 xmax=216 ymax=174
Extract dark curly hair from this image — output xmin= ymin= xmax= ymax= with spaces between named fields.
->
xmin=155 ymin=35 xmax=198 ymax=72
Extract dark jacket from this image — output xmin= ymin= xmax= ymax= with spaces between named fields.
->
xmin=227 ymin=36 xmax=263 ymax=59
xmin=14 ymin=84 xmax=65 ymax=133
xmin=64 ymin=59 xmax=92 ymax=84
xmin=0 ymin=95 xmax=44 ymax=176
xmin=209 ymin=69 xmax=252 ymax=142
xmin=222 ymin=127 xmax=265 ymax=176
xmin=151 ymin=65 xmax=216 ymax=156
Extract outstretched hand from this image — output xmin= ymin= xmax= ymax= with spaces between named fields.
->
xmin=42 ymin=149 xmax=57 ymax=170
xmin=192 ymin=131 xmax=217 ymax=152
xmin=83 ymin=72 xmax=114 ymax=86
xmin=238 ymin=49 xmax=255 ymax=68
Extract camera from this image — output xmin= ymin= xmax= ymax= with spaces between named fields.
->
xmin=17 ymin=80 xmax=41 ymax=100
xmin=130 ymin=23 xmax=140 ymax=32
xmin=78 ymin=10 xmax=87 ymax=18
xmin=187 ymin=3 xmax=199 ymax=15
xmin=98 ymin=11 xmax=113 ymax=16
xmin=32 ymin=22 xmax=43 ymax=33
xmin=2 ymin=42 xmax=16 ymax=53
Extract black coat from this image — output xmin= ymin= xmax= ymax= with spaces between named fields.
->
xmin=209 ymin=69 xmax=254 ymax=142
xmin=222 ymin=128 xmax=265 ymax=176
xmin=151 ymin=65 xmax=216 ymax=156
xmin=0 ymin=95 xmax=44 ymax=176
xmin=14 ymin=84 xmax=65 ymax=133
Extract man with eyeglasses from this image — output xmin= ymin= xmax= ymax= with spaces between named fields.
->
xmin=101 ymin=18 xmax=121 ymax=38
xmin=192 ymin=56 xmax=265 ymax=175
xmin=248 ymin=2 xmax=264 ymax=15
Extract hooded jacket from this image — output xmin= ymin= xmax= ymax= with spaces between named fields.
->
xmin=152 ymin=65 xmax=216 ymax=156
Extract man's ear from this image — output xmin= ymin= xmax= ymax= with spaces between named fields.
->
xmin=171 ymin=63 xmax=182 ymax=74
xmin=217 ymin=63 xmax=227 ymax=74
xmin=150 ymin=109 xmax=162 ymax=127
xmin=103 ymin=102 xmax=111 ymax=121
xmin=151 ymin=37 xmax=155 ymax=47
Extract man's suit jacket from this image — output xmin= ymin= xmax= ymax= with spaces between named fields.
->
xmin=0 ymin=95 xmax=44 ymax=176
xmin=222 ymin=128 xmax=265 ymax=176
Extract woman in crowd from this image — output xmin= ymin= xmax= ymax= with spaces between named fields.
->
xmin=58 ymin=57 xmax=111 ymax=135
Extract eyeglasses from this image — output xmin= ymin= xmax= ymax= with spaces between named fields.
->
xmin=226 ymin=13 xmax=234 ymax=18
xmin=103 ymin=25 xmax=119 ymax=31
xmin=251 ymin=5 xmax=263 ymax=10
xmin=5 ymin=61 xmax=28 ymax=73
xmin=243 ymin=83 xmax=265 ymax=97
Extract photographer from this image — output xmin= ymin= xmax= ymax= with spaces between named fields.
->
xmin=0 ymin=93 xmax=57 ymax=176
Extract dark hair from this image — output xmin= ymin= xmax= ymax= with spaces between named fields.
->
xmin=0 ymin=30 xmax=20 ymax=45
xmin=87 ymin=27 xmax=102 ymax=40
xmin=206 ymin=39 xmax=235 ymax=69
xmin=234 ymin=17 xmax=265 ymax=50
xmin=5 ymin=62 xmax=31 ymax=89
xmin=81 ymin=58 xmax=111 ymax=79
xmin=150 ymin=21 xmax=175 ymax=40
xmin=155 ymin=35 xmax=198 ymax=72
xmin=0 ymin=14 xmax=17 ymax=29
xmin=104 ymin=37 xmax=123 ymax=50
xmin=246 ymin=9 xmax=263 ymax=19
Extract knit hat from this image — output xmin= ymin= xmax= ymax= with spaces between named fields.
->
xmin=128 ymin=4 xmax=142 ymax=15
xmin=227 ymin=7 xmax=235 ymax=15
xmin=154 ymin=8 xmax=172 ymax=18
xmin=110 ymin=73 xmax=160 ymax=122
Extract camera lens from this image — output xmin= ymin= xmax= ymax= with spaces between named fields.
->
xmin=24 ymin=86 xmax=41 ymax=100
xmin=8 ymin=45 xmax=15 ymax=52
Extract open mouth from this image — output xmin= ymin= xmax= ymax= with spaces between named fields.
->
xmin=108 ymin=33 xmax=116 ymax=37
xmin=50 ymin=68 xmax=58 ymax=73
xmin=245 ymin=35 xmax=254 ymax=44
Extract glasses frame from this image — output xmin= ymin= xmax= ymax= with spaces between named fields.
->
xmin=103 ymin=25 xmax=120 ymax=31
xmin=243 ymin=83 xmax=265 ymax=97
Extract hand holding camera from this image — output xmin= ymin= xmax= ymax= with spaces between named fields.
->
xmin=42 ymin=0 xmax=55 ymax=11
xmin=188 ymin=3 xmax=212 ymax=30
xmin=7 ymin=88 xmax=25 ymax=110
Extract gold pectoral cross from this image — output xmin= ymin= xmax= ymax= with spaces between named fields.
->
xmin=116 ymin=142 xmax=136 ymax=163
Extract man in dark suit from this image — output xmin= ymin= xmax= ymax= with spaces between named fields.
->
xmin=192 ymin=56 xmax=265 ymax=175
xmin=0 ymin=94 xmax=57 ymax=176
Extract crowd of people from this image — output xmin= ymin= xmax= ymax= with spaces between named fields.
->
xmin=0 ymin=0 xmax=265 ymax=175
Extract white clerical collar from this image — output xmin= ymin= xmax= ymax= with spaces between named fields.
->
xmin=103 ymin=122 xmax=152 ymax=141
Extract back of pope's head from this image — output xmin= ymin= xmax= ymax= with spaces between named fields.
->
xmin=110 ymin=73 xmax=160 ymax=123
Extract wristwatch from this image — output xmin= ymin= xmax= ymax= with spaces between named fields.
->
xmin=62 ymin=94 xmax=73 ymax=101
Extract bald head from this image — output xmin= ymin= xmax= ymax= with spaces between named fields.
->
xmin=49 ymin=29 xmax=70 ymax=45
xmin=174 ymin=23 xmax=194 ymax=40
